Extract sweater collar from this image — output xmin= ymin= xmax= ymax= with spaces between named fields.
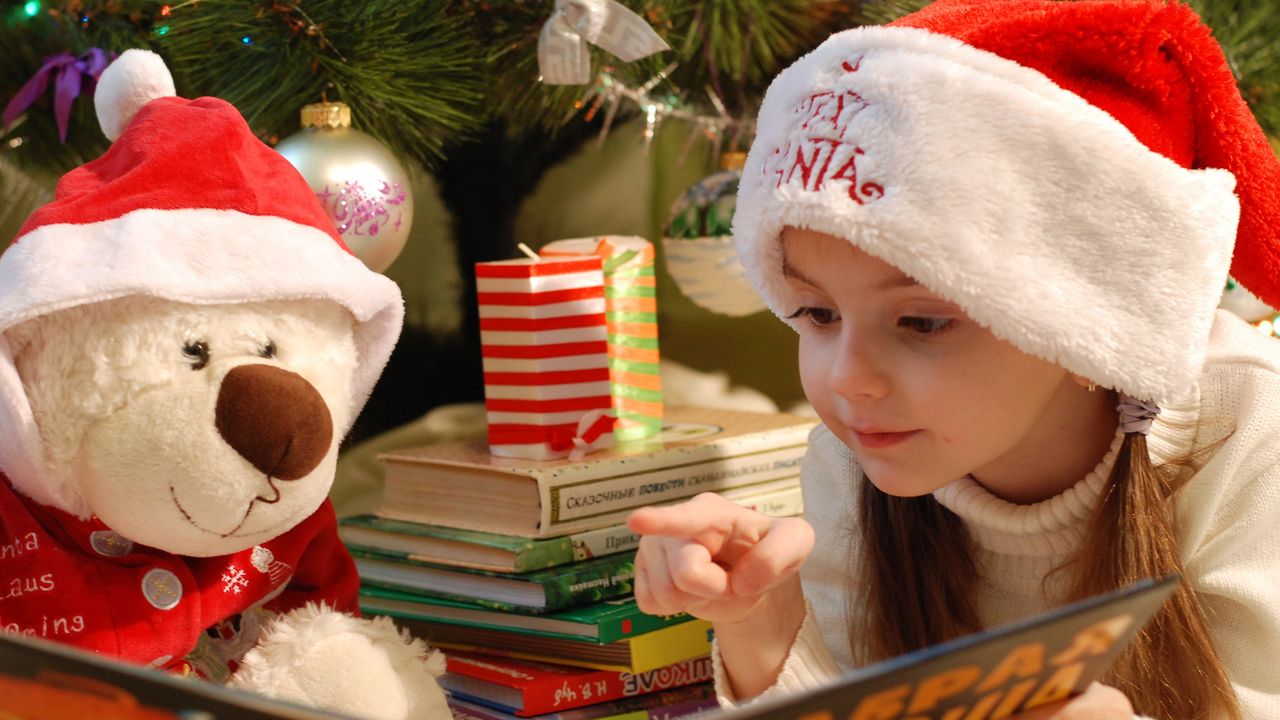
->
xmin=932 ymin=384 xmax=1202 ymax=556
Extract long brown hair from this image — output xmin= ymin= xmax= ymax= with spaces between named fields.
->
xmin=850 ymin=431 xmax=1240 ymax=719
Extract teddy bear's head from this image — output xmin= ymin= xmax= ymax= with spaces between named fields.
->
xmin=5 ymin=295 xmax=361 ymax=556
xmin=0 ymin=50 xmax=404 ymax=557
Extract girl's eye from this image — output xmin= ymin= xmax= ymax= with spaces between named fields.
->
xmin=898 ymin=316 xmax=954 ymax=336
xmin=786 ymin=306 xmax=839 ymax=326
xmin=182 ymin=340 xmax=210 ymax=370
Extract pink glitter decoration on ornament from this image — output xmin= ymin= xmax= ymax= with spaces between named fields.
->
xmin=319 ymin=179 xmax=407 ymax=238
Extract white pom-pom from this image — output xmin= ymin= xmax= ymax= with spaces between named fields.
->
xmin=94 ymin=49 xmax=176 ymax=142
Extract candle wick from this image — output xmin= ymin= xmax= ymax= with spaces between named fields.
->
xmin=517 ymin=243 xmax=540 ymax=260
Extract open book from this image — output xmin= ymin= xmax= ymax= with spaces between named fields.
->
xmin=0 ymin=630 xmax=345 ymax=719
xmin=717 ymin=575 xmax=1179 ymax=720
xmin=0 ymin=575 xmax=1175 ymax=719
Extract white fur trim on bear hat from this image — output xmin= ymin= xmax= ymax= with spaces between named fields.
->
xmin=733 ymin=25 xmax=1238 ymax=404
xmin=94 ymin=49 xmax=175 ymax=142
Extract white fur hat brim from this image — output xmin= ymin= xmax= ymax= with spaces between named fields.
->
xmin=733 ymin=26 xmax=1239 ymax=404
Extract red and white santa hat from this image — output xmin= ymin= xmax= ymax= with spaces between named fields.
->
xmin=0 ymin=50 xmax=404 ymax=511
xmin=734 ymin=0 xmax=1280 ymax=405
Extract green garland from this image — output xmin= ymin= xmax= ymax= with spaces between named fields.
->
xmin=0 ymin=0 xmax=485 ymax=175
xmin=156 ymin=0 xmax=485 ymax=162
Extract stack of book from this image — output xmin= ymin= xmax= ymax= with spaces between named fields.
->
xmin=340 ymin=406 xmax=816 ymax=720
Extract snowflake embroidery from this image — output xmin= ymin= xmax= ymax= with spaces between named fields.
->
xmin=221 ymin=564 xmax=249 ymax=594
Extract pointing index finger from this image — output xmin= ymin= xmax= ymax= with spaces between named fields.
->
xmin=627 ymin=502 xmax=726 ymax=539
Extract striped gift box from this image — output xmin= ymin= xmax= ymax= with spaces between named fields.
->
xmin=476 ymin=255 xmax=617 ymax=460
xmin=541 ymin=237 xmax=664 ymax=443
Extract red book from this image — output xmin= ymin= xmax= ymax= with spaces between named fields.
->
xmin=441 ymin=651 xmax=714 ymax=717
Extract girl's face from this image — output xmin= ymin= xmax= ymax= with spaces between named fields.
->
xmin=784 ymin=227 xmax=1107 ymax=501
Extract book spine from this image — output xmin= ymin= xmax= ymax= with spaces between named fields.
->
xmin=540 ymin=446 xmax=805 ymax=533
xmin=541 ymin=556 xmax=636 ymax=612
xmin=568 ymin=479 xmax=802 ymax=567
xmin=514 ymin=536 xmax=579 ymax=572
xmin=569 ymin=524 xmax=641 ymax=562
xmin=547 ymin=683 xmax=716 ymax=720
xmin=357 ymin=577 xmax=530 ymax=614
xmin=450 ymin=698 xmax=520 ymax=720
xmin=522 ymin=656 xmax=714 ymax=716
xmin=624 ymin=620 xmax=713 ymax=674
xmin=593 ymin=608 xmax=694 ymax=644
xmin=732 ymin=481 xmax=804 ymax=518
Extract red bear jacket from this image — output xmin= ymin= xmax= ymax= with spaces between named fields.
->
xmin=0 ymin=472 xmax=360 ymax=679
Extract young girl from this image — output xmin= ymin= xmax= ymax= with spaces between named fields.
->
xmin=627 ymin=1 xmax=1280 ymax=718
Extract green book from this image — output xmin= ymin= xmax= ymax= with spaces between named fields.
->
xmin=358 ymin=587 xmax=691 ymax=643
xmin=341 ymin=481 xmax=802 ymax=574
xmin=340 ymin=514 xmax=639 ymax=574
xmin=350 ymin=547 xmax=636 ymax=613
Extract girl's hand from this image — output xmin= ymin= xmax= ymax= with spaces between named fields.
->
xmin=626 ymin=492 xmax=815 ymax=624
xmin=1013 ymin=683 xmax=1134 ymax=719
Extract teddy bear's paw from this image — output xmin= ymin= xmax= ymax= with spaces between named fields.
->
xmin=229 ymin=603 xmax=450 ymax=720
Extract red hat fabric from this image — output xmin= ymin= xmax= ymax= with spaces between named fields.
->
xmin=0 ymin=50 xmax=403 ymax=512
xmin=14 ymin=94 xmax=350 ymax=249
xmin=734 ymin=0 xmax=1278 ymax=404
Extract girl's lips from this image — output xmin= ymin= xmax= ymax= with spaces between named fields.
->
xmin=852 ymin=429 xmax=920 ymax=449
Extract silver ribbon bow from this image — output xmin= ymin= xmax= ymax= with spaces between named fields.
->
xmin=1117 ymin=395 xmax=1161 ymax=435
xmin=538 ymin=0 xmax=670 ymax=85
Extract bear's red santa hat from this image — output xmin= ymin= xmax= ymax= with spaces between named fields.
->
xmin=0 ymin=50 xmax=403 ymax=513
xmin=735 ymin=0 xmax=1280 ymax=405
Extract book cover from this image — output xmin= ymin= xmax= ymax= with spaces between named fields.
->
xmin=396 ymin=614 xmax=713 ymax=674
xmin=0 ymin=631 xmax=346 ymax=719
xmin=447 ymin=683 xmax=717 ymax=720
xmin=351 ymin=549 xmax=637 ymax=613
xmin=375 ymin=406 xmax=815 ymax=537
xmin=359 ymin=588 xmax=693 ymax=643
xmin=341 ymin=515 xmax=580 ymax=573
xmin=716 ymin=576 xmax=1180 ymax=720
xmin=441 ymin=651 xmax=715 ymax=717
xmin=342 ymin=479 xmax=801 ymax=574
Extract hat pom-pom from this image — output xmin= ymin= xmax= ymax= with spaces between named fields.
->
xmin=94 ymin=49 xmax=175 ymax=142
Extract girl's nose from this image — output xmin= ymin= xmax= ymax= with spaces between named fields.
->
xmin=828 ymin=330 xmax=891 ymax=400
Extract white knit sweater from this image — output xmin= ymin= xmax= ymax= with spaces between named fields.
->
xmin=713 ymin=311 xmax=1280 ymax=718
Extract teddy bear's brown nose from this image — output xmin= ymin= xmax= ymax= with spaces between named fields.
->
xmin=215 ymin=364 xmax=334 ymax=481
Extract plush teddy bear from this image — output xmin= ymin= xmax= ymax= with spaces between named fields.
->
xmin=0 ymin=49 xmax=449 ymax=720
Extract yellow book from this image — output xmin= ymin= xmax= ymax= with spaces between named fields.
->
xmin=400 ymin=615 xmax=712 ymax=675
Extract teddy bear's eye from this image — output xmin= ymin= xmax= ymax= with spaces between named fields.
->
xmin=182 ymin=340 xmax=210 ymax=370
xmin=258 ymin=340 xmax=277 ymax=359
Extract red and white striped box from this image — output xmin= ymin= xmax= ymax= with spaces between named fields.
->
xmin=476 ymin=255 xmax=617 ymax=460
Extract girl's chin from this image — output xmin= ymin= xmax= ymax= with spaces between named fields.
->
xmin=861 ymin=467 xmax=953 ymax=498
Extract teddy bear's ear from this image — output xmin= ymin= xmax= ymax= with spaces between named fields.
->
xmin=0 ymin=315 xmax=44 ymax=360
xmin=94 ymin=49 xmax=175 ymax=142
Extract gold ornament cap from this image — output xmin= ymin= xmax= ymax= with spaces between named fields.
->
xmin=719 ymin=151 xmax=747 ymax=171
xmin=300 ymin=102 xmax=352 ymax=129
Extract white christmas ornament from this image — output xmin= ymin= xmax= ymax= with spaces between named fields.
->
xmin=662 ymin=153 xmax=766 ymax=317
xmin=276 ymin=102 xmax=414 ymax=273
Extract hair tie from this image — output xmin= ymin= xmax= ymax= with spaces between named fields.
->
xmin=1118 ymin=395 xmax=1160 ymax=435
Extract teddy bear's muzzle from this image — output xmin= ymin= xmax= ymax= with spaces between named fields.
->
xmin=214 ymin=364 xmax=334 ymax=482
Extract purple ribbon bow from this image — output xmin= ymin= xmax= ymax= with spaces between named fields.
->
xmin=3 ymin=48 xmax=114 ymax=142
